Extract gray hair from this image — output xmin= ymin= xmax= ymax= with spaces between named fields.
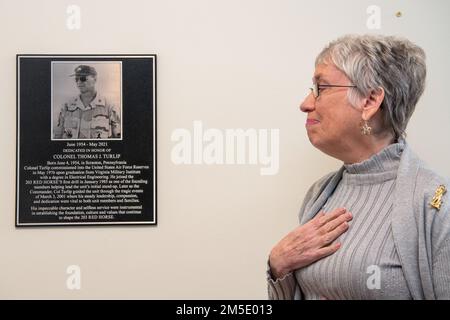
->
xmin=316 ymin=34 xmax=426 ymax=139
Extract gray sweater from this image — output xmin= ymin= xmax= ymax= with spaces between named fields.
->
xmin=268 ymin=141 xmax=450 ymax=299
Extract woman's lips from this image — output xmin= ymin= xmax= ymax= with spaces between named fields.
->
xmin=306 ymin=119 xmax=320 ymax=125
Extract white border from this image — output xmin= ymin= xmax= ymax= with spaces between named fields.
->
xmin=16 ymin=55 xmax=156 ymax=226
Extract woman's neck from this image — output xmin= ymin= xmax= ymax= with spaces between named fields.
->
xmin=342 ymin=134 xmax=396 ymax=165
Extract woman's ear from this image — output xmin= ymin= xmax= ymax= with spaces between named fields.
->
xmin=361 ymin=87 xmax=385 ymax=121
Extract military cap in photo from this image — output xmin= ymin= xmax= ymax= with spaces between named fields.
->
xmin=70 ymin=65 xmax=97 ymax=77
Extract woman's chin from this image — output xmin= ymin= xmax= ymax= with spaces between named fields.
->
xmin=307 ymin=132 xmax=320 ymax=148
xmin=307 ymin=134 xmax=331 ymax=154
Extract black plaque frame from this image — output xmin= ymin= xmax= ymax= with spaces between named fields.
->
xmin=16 ymin=55 xmax=157 ymax=226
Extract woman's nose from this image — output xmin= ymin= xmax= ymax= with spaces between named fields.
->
xmin=300 ymin=91 xmax=315 ymax=113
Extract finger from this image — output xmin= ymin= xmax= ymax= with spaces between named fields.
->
xmin=322 ymin=211 xmax=352 ymax=232
xmin=308 ymin=211 xmax=325 ymax=226
xmin=320 ymin=221 xmax=349 ymax=246
xmin=315 ymin=242 xmax=341 ymax=259
xmin=316 ymin=211 xmax=326 ymax=219
xmin=316 ymin=207 xmax=347 ymax=227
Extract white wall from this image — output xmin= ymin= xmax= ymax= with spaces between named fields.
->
xmin=0 ymin=0 xmax=449 ymax=299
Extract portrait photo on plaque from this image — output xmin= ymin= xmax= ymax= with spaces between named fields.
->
xmin=16 ymin=55 xmax=157 ymax=226
xmin=52 ymin=61 xmax=122 ymax=140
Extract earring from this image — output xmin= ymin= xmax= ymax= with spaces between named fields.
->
xmin=360 ymin=120 xmax=372 ymax=135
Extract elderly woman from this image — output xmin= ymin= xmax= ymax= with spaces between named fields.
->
xmin=268 ymin=34 xmax=450 ymax=299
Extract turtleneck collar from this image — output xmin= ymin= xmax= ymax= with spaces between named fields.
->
xmin=342 ymin=139 xmax=405 ymax=185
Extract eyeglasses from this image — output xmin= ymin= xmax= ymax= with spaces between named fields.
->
xmin=75 ymin=76 xmax=88 ymax=82
xmin=310 ymin=83 xmax=357 ymax=98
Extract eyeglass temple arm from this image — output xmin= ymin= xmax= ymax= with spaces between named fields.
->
xmin=318 ymin=84 xmax=357 ymax=88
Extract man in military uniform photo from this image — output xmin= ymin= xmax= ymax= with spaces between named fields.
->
xmin=54 ymin=65 xmax=121 ymax=139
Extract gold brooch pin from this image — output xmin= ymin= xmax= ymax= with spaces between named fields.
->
xmin=430 ymin=185 xmax=447 ymax=210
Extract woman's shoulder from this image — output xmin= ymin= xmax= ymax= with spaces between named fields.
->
xmin=416 ymin=166 xmax=450 ymax=225
xmin=414 ymin=164 xmax=450 ymax=249
xmin=416 ymin=166 xmax=449 ymax=200
xmin=401 ymin=143 xmax=449 ymax=208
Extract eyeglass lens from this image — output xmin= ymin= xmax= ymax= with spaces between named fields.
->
xmin=75 ymin=76 xmax=87 ymax=82
xmin=310 ymin=83 xmax=318 ymax=98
